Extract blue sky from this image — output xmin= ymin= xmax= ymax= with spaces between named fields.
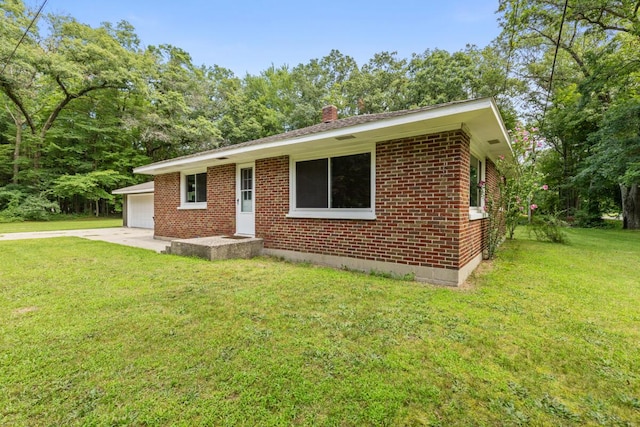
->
xmin=37 ymin=1 xmax=502 ymax=76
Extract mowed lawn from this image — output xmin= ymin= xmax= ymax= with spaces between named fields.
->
xmin=0 ymin=217 xmax=122 ymax=234
xmin=0 ymin=228 xmax=638 ymax=426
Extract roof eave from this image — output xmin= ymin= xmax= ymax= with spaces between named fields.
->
xmin=134 ymin=98 xmax=510 ymax=175
xmin=112 ymin=188 xmax=154 ymax=195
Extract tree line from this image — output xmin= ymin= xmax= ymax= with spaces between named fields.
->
xmin=1 ymin=0 xmax=638 ymax=228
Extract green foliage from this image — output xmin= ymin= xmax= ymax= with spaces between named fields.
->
xmin=131 ymin=44 xmax=223 ymax=159
xmin=51 ymin=170 xmax=128 ymax=213
xmin=574 ymin=203 xmax=605 ymax=228
xmin=582 ymin=97 xmax=640 ymax=187
xmin=0 ymin=192 xmax=59 ymax=222
xmin=486 ymin=125 xmax=568 ymax=256
xmin=0 ymin=185 xmax=25 ymax=211
xmin=348 ymin=51 xmax=408 ymax=114
xmin=497 ymin=0 xmax=640 ymax=228
xmin=1 ymin=0 xmax=523 ymax=206
xmin=528 ymin=214 xmax=569 ymax=244
xmin=494 ymin=124 xmax=546 ymax=240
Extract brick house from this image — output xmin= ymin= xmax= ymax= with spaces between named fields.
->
xmin=134 ymin=98 xmax=511 ymax=286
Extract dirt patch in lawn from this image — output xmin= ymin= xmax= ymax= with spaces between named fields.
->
xmin=459 ymin=259 xmax=495 ymax=291
xmin=13 ymin=306 xmax=39 ymax=315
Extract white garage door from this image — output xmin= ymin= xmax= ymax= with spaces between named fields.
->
xmin=128 ymin=194 xmax=154 ymax=229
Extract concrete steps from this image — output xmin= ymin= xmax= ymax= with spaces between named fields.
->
xmin=165 ymin=235 xmax=263 ymax=261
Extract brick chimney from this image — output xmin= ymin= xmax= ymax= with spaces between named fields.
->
xmin=322 ymin=105 xmax=338 ymax=123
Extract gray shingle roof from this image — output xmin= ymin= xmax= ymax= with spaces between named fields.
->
xmin=143 ymin=99 xmax=474 ymax=169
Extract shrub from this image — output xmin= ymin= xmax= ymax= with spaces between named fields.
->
xmin=528 ymin=215 xmax=569 ymax=244
xmin=574 ymin=204 xmax=605 ymax=228
xmin=0 ymin=193 xmax=59 ymax=222
xmin=0 ymin=185 xmax=27 ymax=211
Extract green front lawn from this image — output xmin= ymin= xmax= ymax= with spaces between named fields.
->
xmin=1 ymin=228 xmax=638 ymax=425
xmin=0 ymin=217 xmax=122 ymax=234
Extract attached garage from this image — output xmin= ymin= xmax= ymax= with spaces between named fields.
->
xmin=112 ymin=181 xmax=154 ymax=229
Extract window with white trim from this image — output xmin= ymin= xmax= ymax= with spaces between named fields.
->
xmin=289 ymin=150 xmax=375 ymax=219
xmin=180 ymin=171 xmax=207 ymax=209
xmin=470 ymin=155 xmax=483 ymax=208
xmin=469 ymin=154 xmax=486 ymax=220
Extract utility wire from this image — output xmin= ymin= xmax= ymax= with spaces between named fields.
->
xmin=0 ymin=0 xmax=50 ymax=76
xmin=501 ymin=0 xmax=520 ymax=95
xmin=540 ymin=0 xmax=569 ymax=131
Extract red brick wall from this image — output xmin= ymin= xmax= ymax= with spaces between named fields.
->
xmin=154 ymin=128 xmax=491 ymax=272
xmin=154 ymin=164 xmax=235 ymax=238
xmin=255 ymin=130 xmax=472 ymax=270
xmin=255 ymin=156 xmax=289 ymax=246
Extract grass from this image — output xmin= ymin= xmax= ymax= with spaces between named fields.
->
xmin=0 ymin=217 xmax=122 ymax=234
xmin=1 ymin=228 xmax=639 ymax=426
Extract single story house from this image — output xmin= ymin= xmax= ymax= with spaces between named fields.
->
xmin=134 ymin=98 xmax=511 ymax=285
xmin=112 ymin=181 xmax=154 ymax=229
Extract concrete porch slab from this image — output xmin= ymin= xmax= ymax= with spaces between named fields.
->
xmin=165 ymin=235 xmax=263 ymax=261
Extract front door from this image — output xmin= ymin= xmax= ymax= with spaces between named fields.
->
xmin=236 ymin=164 xmax=255 ymax=236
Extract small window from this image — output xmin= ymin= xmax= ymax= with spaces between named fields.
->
xmin=295 ymin=152 xmax=371 ymax=210
xmin=470 ymin=155 xmax=483 ymax=208
xmin=186 ymin=172 xmax=207 ymax=203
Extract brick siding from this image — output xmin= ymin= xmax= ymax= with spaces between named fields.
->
xmin=155 ymin=128 xmax=493 ymax=272
xmin=154 ymin=164 xmax=235 ymax=238
xmin=256 ymin=129 xmax=473 ymax=270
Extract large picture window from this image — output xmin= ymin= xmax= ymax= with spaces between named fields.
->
xmin=293 ymin=151 xmax=373 ymax=217
xmin=186 ymin=172 xmax=207 ymax=203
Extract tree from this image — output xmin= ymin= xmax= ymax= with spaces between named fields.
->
xmin=0 ymin=0 xmax=42 ymax=184
xmin=580 ymin=98 xmax=640 ymax=228
xmin=497 ymin=0 xmax=640 ymax=228
xmin=406 ymin=49 xmax=474 ymax=106
xmin=52 ymin=170 xmax=128 ymax=216
xmin=347 ymin=51 xmax=408 ymax=114
xmin=127 ymin=45 xmax=221 ymax=160
xmin=0 ymin=2 xmax=142 ymax=186
xmin=289 ymin=50 xmax=360 ymax=119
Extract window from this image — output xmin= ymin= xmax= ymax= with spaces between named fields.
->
xmin=331 ymin=153 xmax=371 ymax=208
xmin=296 ymin=158 xmax=329 ymax=208
xmin=186 ymin=172 xmax=207 ymax=203
xmin=469 ymin=155 xmax=483 ymax=207
xmin=240 ymin=167 xmax=253 ymax=212
xmin=469 ymin=154 xmax=486 ymax=220
xmin=291 ymin=151 xmax=374 ymax=219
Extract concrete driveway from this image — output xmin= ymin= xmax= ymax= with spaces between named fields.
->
xmin=0 ymin=227 xmax=171 ymax=253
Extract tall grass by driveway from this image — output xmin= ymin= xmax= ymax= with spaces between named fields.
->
xmin=1 ymin=228 xmax=638 ymax=425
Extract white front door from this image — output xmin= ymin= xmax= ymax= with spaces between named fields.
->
xmin=236 ymin=164 xmax=255 ymax=236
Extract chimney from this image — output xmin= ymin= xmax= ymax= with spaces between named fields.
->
xmin=322 ymin=105 xmax=338 ymax=123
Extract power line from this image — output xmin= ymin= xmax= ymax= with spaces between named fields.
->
xmin=501 ymin=0 xmax=521 ymax=95
xmin=0 ymin=0 xmax=50 ymax=76
xmin=540 ymin=0 xmax=569 ymax=130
